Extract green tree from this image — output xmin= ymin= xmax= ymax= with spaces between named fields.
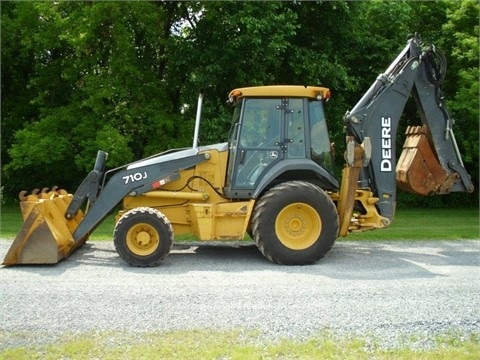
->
xmin=1 ymin=2 xmax=40 ymax=179
xmin=3 ymin=2 xmax=186 ymax=194
xmin=441 ymin=0 xmax=479 ymax=185
xmin=165 ymin=1 xmax=300 ymax=146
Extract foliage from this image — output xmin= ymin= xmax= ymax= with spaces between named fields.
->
xmin=1 ymin=1 xmax=478 ymax=206
xmin=441 ymin=0 xmax=479 ymax=185
xmin=2 ymin=1 xmax=187 ymax=191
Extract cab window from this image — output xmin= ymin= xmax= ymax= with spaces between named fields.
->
xmin=309 ymin=100 xmax=334 ymax=173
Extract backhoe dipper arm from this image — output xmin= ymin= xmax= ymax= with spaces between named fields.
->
xmin=343 ymin=35 xmax=473 ymax=223
xmin=68 ymin=150 xmax=208 ymax=243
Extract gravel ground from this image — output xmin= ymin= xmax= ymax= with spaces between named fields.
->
xmin=1 ymin=239 xmax=479 ymax=350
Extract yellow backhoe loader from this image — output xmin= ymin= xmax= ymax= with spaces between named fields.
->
xmin=4 ymin=34 xmax=473 ymax=266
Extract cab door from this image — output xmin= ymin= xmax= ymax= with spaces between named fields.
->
xmin=231 ymin=98 xmax=283 ymax=190
xmin=226 ymin=97 xmax=308 ymax=196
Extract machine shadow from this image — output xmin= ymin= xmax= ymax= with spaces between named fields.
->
xmin=2 ymin=240 xmax=478 ymax=281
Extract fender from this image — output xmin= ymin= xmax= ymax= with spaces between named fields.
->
xmin=252 ymin=159 xmax=339 ymax=199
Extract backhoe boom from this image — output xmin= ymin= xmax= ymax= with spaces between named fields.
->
xmin=343 ymin=35 xmax=473 ymax=225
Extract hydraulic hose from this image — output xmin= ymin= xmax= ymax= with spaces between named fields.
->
xmin=424 ymin=45 xmax=447 ymax=86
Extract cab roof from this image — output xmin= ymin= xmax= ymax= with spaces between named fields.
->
xmin=228 ymin=85 xmax=330 ymax=102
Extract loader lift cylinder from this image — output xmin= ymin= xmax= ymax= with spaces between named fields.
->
xmin=65 ymin=150 xmax=108 ymax=220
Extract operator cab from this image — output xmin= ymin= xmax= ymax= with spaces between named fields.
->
xmin=224 ymin=85 xmax=337 ymax=199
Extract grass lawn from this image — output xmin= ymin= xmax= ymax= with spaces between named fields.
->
xmin=0 ymin=205 xmax=116 ymax=240
xmin=1 ymin=329 xmax=479 ymax=359
xmin=347 ymin=207 xmax=479 ymax=240
xmin=1 ymin=206 xmax=478 ymax=241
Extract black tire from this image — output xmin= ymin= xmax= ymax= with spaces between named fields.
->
xmin=251 ymin=181 xmax=338 ymax=265
xmin=114 ymin=207 xmax=173 ymax=267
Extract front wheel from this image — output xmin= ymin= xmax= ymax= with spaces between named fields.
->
xmin=114 ymin=207 xmax=173 ymax=267
xmin=252 ymin=181 xmax=338 ymax=265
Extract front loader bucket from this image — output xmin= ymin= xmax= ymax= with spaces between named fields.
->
xmin=3 ymin=188 xmax=86 ymax=265
xmin=396 ymin=126 xmax=458 ymax=196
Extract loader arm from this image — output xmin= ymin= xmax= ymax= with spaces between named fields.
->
xmin=340 ymin=34 xmax=473 ymax=231
xmin=70 ymin=149 xmax=209 ymax=243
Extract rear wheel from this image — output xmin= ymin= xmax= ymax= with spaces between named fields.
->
xmin=252 ymin=181 xmax=338 ymax=265
xmin=114 ymin=207 xmax=173 ymax=267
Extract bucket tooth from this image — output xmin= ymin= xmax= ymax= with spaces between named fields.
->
xmin=18 ymin=190 xmax=41 ymax=203
xmin=48 ymin=186 xmax=59 ymax=197
xmin=37 ymin=190 xmax=50 ymax=200
xmin=57 ymin=189 xmax=68 ymax=196
xmin=19 ymin=191 xmax=28 ymax=202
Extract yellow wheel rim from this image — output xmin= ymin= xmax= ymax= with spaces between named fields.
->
xmin=275 ymin=203 xmax=321 ymax=250
xmin=126 ymin=222 xmax=160 ymax=256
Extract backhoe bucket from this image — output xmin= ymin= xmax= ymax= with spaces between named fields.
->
xmin=396 ymin=125 xmax=456 ymax=196
xmin=3 ymin=188 xmax=86 ymax=265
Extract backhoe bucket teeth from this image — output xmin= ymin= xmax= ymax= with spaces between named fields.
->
xmin=2 ymin=188 xmax=86 ymax=265
xmin=396 ymin=126 xmax=456 ymax=196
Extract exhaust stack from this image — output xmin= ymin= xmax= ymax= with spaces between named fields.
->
xmin=192 ymin=92 xmax=203 ymax=149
